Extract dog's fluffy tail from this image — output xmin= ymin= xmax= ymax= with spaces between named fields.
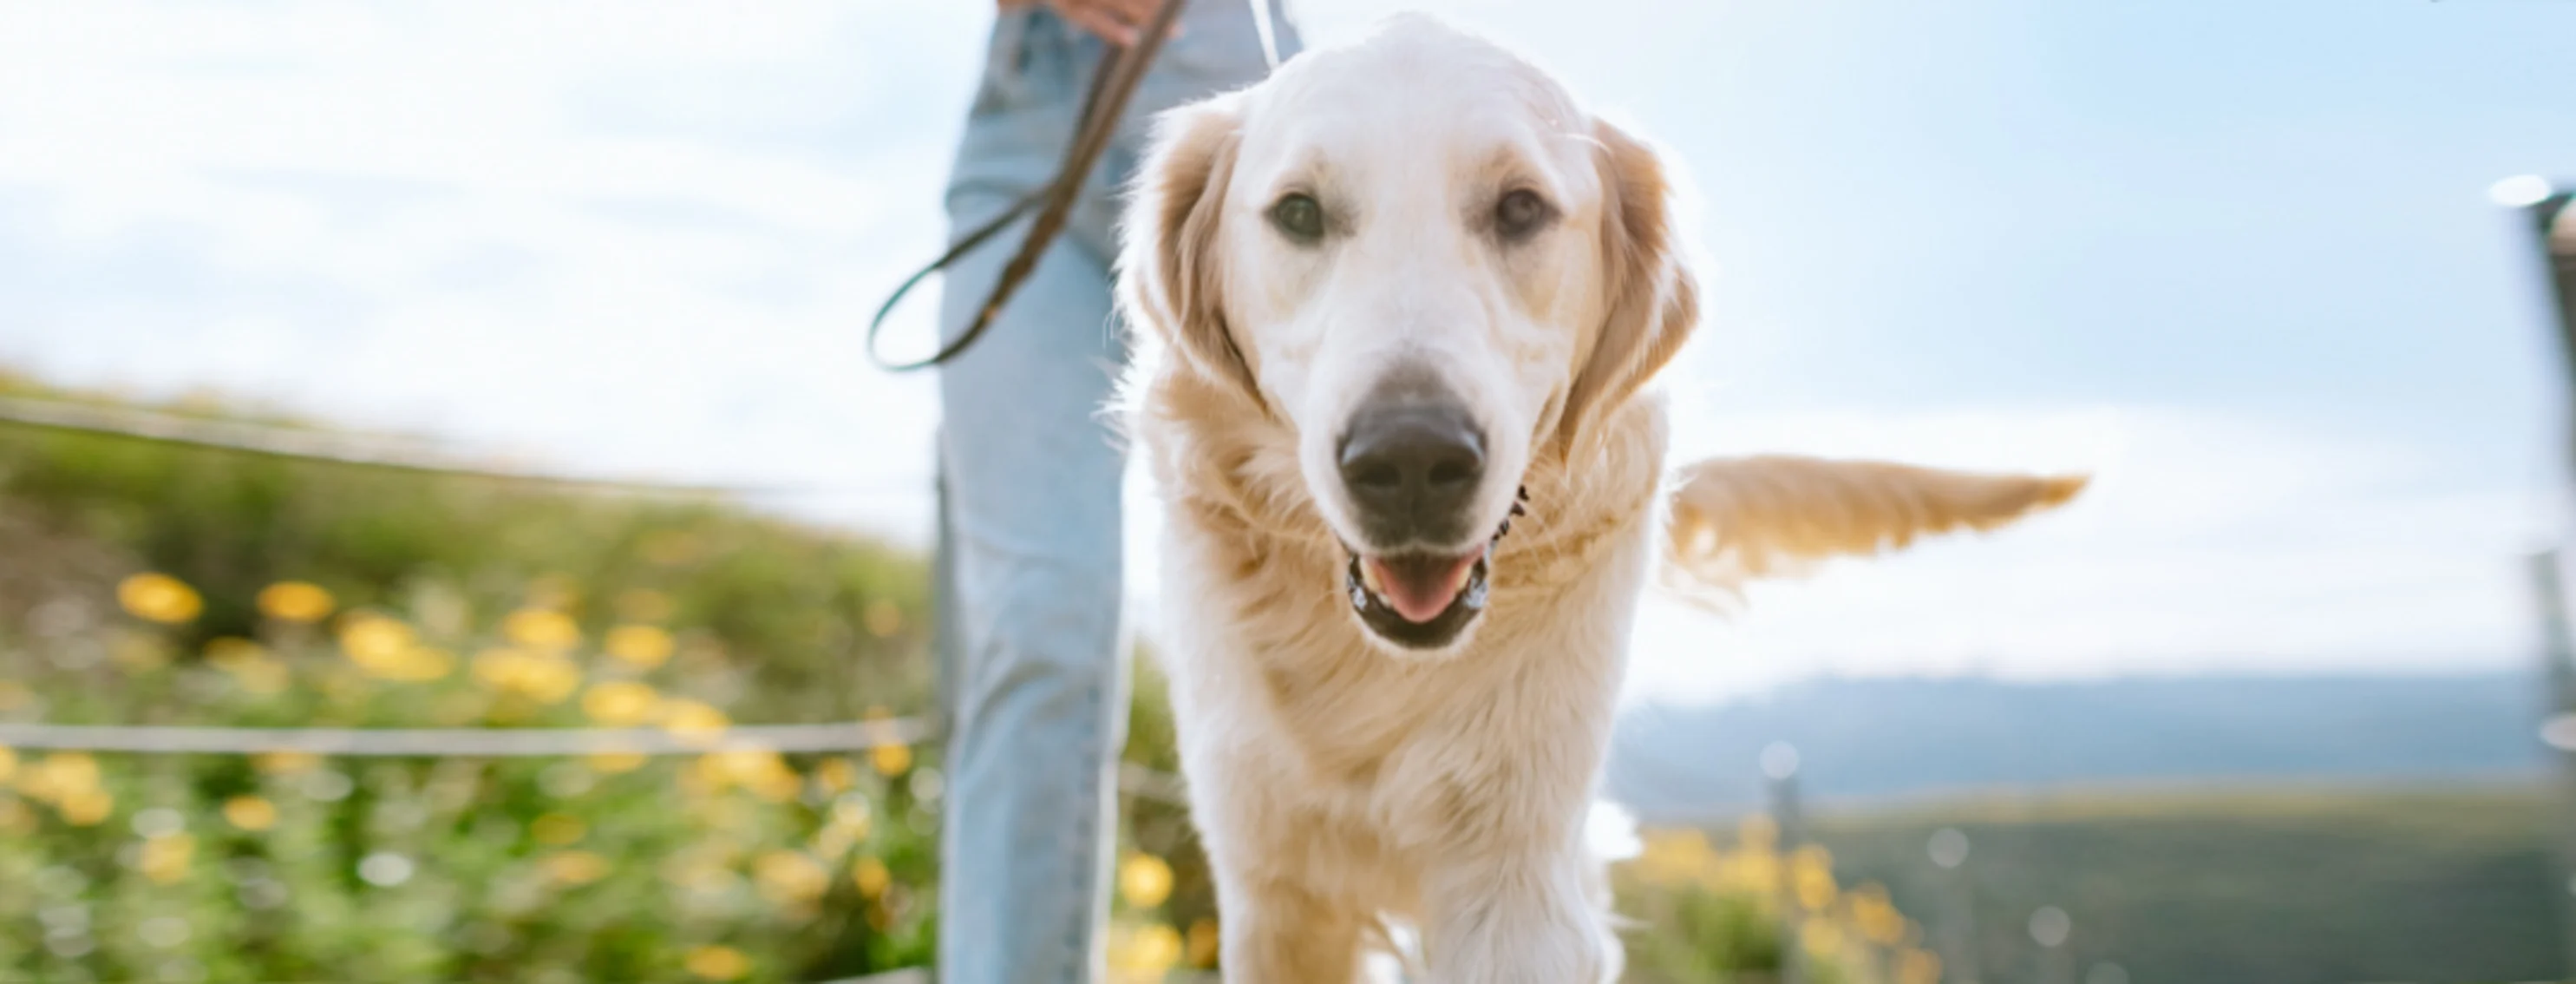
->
xmin=1662 ymin=455 xmax=2088 ymax=607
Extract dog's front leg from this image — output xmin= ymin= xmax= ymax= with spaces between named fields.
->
xmin=1215 ymin=874 xmax=1370 ymax=984
xmin=1421 ymin=848 xmax=1613 ymax=984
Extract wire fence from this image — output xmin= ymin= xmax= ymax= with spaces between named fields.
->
xmin=0 ymin=393 xmax=927 ymax=501
xmin=0 ymin=720 xmax=1192 ymax=807
xmin=0 ymin=719 xmax=934 ymax=758
xmin=0 ymin=390 xmax=1201 ymax=980
xmin=0 ymin=394 xmax=1189 ymax=777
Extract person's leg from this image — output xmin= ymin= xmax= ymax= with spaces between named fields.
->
xmin=934 ymin=235 xmax=1128 ymax=983
xmin=934 ymin=14 xmax=1128 ymax=983
xmin=929 ymin=6 xmax=1302 ymax=981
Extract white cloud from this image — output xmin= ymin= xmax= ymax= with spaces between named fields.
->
xmin=0 ymin=0 xmax=976 ymax=540
xmin=1623 ymin=400 xmax=2547 ymax=704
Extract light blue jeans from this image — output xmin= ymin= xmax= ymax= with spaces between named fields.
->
xmin=932 ymin=5 xmax=1297 ymax=982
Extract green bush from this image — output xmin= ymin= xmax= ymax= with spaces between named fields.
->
xmin=0 ymin=574 xmax=939 ymax=984
xmin=0 ymin=373 xmax=945 ymax=981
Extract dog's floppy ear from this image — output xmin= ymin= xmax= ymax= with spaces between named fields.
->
xmin=1120 ymin=96 xmax=1260 ymax=403
xmin=1662 ymin=455 xmax=2089 ymax=607
xmin=1557 ymin=119 xmax=1699 ymax=450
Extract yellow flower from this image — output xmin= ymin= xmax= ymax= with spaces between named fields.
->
xmin=586 ymin=751 xmax=649 ymax=774
xmin=1118 ymin=853 xmax=1174 ymax=909
xmin=661 ymin=699 xmax=730 ymax=746
xmin=204 ymin=636 xmax=263 ymax=664
xmin=814 ymin=758 xmax=858 ymax=795
xmin=472 ymin=648 xmax=581 ymax=703
xmin=502 ymin=608 xmax=581 ymax=651
xmin=340 ymin=617 xmax=453 ymax=682
xmin=0 ymin=745 xmax=15 ymax=784
xmin=140 ymin=833 xmax=194 ymax=884
xmin=1801 ymin=920 xmax=1843 ymax=957
xmin=256 ymin=581 xmax=336 ymax=623
xmin=222 ymin=796 xmax=278 ymax=831
xmin=1108 ymin=922 xmax=1183 ymax=973
xmin=532 ymin=812 xmax=588 ymax=846
xmin=385 ymin=646 xmax=456 ymax=682
xmin=19 ymin=752 xmax=100 ymax=802
xmin=542 ymin=850 xmax=612 ymax=886
xmin=862 ymin=600 xmax=904 ymax=638
xmin=582 ymin=681 xmax=664 ymax=726
xmin=117 ymin=572 xmax=202 ymax=624
xmin=754 ymin=850 xmax=832 ymax=906
xmin=852 ymin=856 xmax=892 ymax=898
xmin=514 ymin=653 xmax=579 ymax=702
xmin=684 ymin=944 xmax=751 ymax=981
xmin=1851 ymin=882 xmax=1908 ymax=945
xmin=860 ymin=707 xmax=912 ymax=776
xmin=871 ymin=743 xmax=912 ymax=778
xmin=1187 ymin=918 xmax=1221 ymax=967
xmin=253 ymin=751 xmax=321 ymax=776
xmin=696 ymin=749 xmax=801 ymax=802
xmin=338 ymin=614 xmax=414 ymax=662
xmin=1899 ymin=949 xmax=1945 ymax=984
xmin=615 ymin=588 xmax=675 ymax=623
xmin=604 ymin=625 xmax=674 ymax=668
xmin=59 ymin=788 xmax=113 ymax=826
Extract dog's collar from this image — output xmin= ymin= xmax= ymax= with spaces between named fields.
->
xmin=1492 ymin=484 xmax=1530 ymax=545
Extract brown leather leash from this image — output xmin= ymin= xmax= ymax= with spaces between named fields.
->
xmin=866 ymin=0 xmax=1194 ymax=372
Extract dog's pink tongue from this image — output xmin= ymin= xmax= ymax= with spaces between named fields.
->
xmin=1366 ymin=554 xmax=1479 ymax=624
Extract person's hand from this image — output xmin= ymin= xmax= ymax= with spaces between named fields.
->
xmin=997 ymin=0 xmax=1179 ymax=47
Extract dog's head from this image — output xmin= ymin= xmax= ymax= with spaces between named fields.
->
xmin=1121 ymin=16 xmax=1697 ymax=655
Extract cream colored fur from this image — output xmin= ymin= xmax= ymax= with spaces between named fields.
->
xmin=1114 ymin=15 xmax=2081 ymax=983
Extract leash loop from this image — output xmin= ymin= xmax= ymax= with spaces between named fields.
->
xmin=867 ymin=0 xmax=1195 ymax=372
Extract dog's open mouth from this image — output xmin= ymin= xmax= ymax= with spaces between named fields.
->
xmin=1340 ymin=487 xmax=1524 ymax=651
xmin=1345 ymin=548 xmax=1490 ymax=649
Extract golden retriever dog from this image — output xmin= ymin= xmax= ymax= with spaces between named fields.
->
xmin=1115 ymin=15 xmax=2082 ymax=982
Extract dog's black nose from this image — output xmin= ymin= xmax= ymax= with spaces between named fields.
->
xmin=1338 ymin=398 xmax=1484 ymax=545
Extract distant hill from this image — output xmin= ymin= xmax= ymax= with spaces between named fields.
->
xmin=1606 ymin=673 xmax=2553 ymax=820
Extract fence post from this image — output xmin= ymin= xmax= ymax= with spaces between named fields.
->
xmin=1763 ymin=741 xmax=1804 ymax=984
xmin=2530 ymin=549 xmax=2576 ymax=977
xmin=1927 ymin=827 xmax=1978 ymax=984
xmin=2500 ymin=175 xmax=2576 ymax=978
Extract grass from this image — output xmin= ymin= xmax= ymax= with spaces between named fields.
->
xmin=1799 ymin=783 xmax=2569 ymax=984
xmin=0 ymin=368 xmax=1991 ymax=982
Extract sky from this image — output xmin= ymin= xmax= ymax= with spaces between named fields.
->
xmin=2 ymin=0 xmax=2573 ymax=704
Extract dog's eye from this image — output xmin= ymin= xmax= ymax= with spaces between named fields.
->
xmin=1494 ymin=188 xmax=1554 ymax=240
xmin=1269 ymin=193 xmax=1326 ymax=243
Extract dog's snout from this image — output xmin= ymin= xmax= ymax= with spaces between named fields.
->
xmin=1337 ymin=398 xmax=1485 ymax=545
